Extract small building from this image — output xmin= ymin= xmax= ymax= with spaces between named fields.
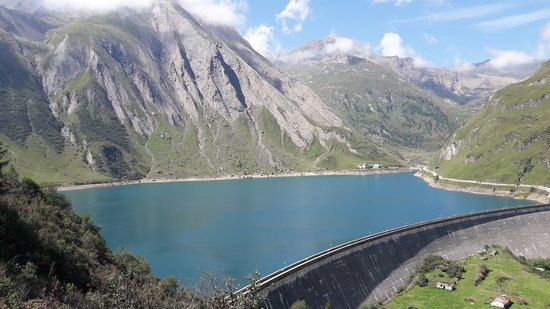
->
xmin=490 ymin=250 xmax=498 ymax=256
xmin=489 ymin=295 xmax=512 ymax=308
xmin=436 ymin=282 xmax=455 ymax=291
xmin=358 ymin=163 xmax=386 ymax=169
xmin=536 ymin=267 xmax=545 ymax=272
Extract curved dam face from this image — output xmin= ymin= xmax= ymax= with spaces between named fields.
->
xmin=259 ymin=204 xmax=550 ymax=309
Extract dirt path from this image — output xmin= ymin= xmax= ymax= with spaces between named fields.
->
xmin=421 ymin=167 xmax=550 ymax=194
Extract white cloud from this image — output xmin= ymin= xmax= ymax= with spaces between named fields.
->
xmin=378 ymin=32 xmax=427 ymax=66
xmin=276 ymin=33 xmax=371 ymax=64
xmin=422 ymin=33 xmax=438 ymax=45
xmin=324 ymin=34 xmax=371 ymax=59
xmin=452 ymin=55 xmax=474 ymax=72
xmin=379 ymin=32 xmax=409 ymax=57
xmin=488 ymin=49 xmax=536 ymax=69
xmin=244 ymin=24 xmax=276 ymax=57
xmin=276 ymin=0 xmax=311 ymax=34
xmin=40 ymin=0 xmax=248 ymax=27
xmin=396 ymin=3 xmax=516 ymax=23
xmin=476 ymin=8 xmax=550 ymax=31
xmin=178 ymin=0 xmax=247 ymax=27
xmin=41 ymin=0 xmax=154 ymax=12
xmin=487 ymin=21 xmax=550 ymax=69
xmin=536 ymin=21 xmax=550 ymax=58
xmin=371 ymin=0 xmax=413 ymax=6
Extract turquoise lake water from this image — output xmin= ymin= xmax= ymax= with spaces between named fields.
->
xmin=64 ymin=172 xmax=532 ymax=285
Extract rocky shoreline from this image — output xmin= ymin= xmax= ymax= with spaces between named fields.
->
xmin=414 ymin=170 xmax=550 ymax=204
xmin=57 ymin=168 xmax=410 ymax=191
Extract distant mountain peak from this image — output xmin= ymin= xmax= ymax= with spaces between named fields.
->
xmin=277 ymin=34 xmax=371 ymax=65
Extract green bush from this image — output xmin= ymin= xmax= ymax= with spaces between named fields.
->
xmin=291 ymin=300 xmax=310 ymax=309
xmin=0 ymin=143 xmax=263 ymax=308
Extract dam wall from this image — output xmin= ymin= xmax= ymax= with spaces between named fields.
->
xmin=259 ymin=204 xmax=550 ymax=309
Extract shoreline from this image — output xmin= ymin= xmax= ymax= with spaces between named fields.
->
xmin=414 ymin=170 xmax=550 ymax=204
xmin=57 ymin=168 xmax=410 ymax=191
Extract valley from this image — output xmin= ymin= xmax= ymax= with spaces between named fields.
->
xmin=1 ymin=1 xmax=550 ymax=308
xmin=0 ymin=3 xmax=545 ymax=190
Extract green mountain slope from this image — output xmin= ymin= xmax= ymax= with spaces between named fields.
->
xmin=0 ymin=18 xmax=108 ymax=184
xmin=286 ymin=55 xmax=467 ymax=161
xmin=435 ymin=60 xmax=550 ymax=186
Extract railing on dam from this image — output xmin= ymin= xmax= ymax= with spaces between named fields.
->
xmin=252 ymin=203 xmax=550 ymax=308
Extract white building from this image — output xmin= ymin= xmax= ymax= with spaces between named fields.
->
xmin=489 ymin=295 xmax=511 ymax=308
xmin=436 ymin=282 xmax=454 ymax=291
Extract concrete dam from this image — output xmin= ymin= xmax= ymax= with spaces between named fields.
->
xmin=258 ymin=204 xmax=550 ymax=309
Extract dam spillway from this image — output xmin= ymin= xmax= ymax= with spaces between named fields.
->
xmin=258 ymin=204 xmax=550 ymax=308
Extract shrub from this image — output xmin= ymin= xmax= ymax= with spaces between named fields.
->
xmin=474 ymin=264 xmax=489 ymax=286
xmin=418 ymin=255 xmax=445 ymax=274
xmin=443 ymin=261 xmax=465 ymax=279
xmin=417 ymin=274 xmax=429 ymax=287
xmin=291 ymin=300 xmax=309 ymax=309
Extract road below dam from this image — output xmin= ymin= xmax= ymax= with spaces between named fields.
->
xmin=259 ymin=204 xmax=550 ymax=309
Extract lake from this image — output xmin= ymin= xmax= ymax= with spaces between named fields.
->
xmin=64 ymin=172 xmax=532 ymax=286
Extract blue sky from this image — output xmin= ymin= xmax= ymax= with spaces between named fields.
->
xmin=237 ymin=0 xmax=550 ymax=68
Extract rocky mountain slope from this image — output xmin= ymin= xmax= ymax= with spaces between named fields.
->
xmin=435 ymin=60 xmax=550 ymax=186
xmin=285 ymin=54 xmax=465 ymax=159
xmin=0 ymin=3 xmax=398 ymax=184
xmin=375 ymin=56 xmax=540 ymax=107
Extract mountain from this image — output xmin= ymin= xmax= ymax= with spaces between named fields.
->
xmin=374 ymin=56 xmax=541 ymax=106
xmin=435 ymin=60 xmax=550 ymax=186
xmin=280 ymin=35 xmax=539 ymax=107
xmin=0 ymin=0 xmax=42 ymax=14
xmin=283 ymin=38 xmax=466 ymax=162
xmin=0 ymin=2 xmax=399 ymax=184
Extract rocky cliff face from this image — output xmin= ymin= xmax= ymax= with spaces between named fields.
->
xmin=0 ymin=2 xmax=395 ymax=183
xmin=282 ymin=53 xmax=466 ymax=161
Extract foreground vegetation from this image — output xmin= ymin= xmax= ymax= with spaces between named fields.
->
xmin=386 ymin=246 xmax=550 ymax=308
xmin=0 ymin=143 xmax=264 ymax=308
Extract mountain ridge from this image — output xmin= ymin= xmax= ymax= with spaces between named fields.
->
xmin=0 ymin=3 xmax=399 ymax=184
xmin=279 ymin=35 xmax=541 ymax=107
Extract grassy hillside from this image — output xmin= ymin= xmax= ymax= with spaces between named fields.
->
xmin=435 ymin=60 xmax=550 ymax=186
xmin=0 ymin=30 xmax=110 ymax=184
xmin=387 ymin=246 xmax=550 ymax=308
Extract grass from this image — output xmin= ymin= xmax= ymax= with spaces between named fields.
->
xmin=386 ymin=246 xmax=550 ymax=309
xmin=0 ymin=134 xmax=109 ymax=185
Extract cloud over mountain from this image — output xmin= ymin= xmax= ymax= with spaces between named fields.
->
xmin=378 ymin=32 xmax=426 ymax=66
xmin=276 ymin=0 xmax=311 ymax=33
xmin=38 ymin=0 xmax=248 ymax=27
xmin=244 ymin=24 xmax=277 ymax=57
